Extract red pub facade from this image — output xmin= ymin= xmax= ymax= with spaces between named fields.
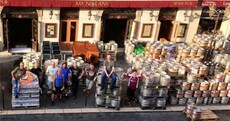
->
xmin=0 ymin=0 xmax=229 ymax=52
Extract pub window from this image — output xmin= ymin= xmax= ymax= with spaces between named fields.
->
xmin=60 ymin=20 xmax=78 ymax=42
xmin=61 ymin=21 xmax=67 ymax=42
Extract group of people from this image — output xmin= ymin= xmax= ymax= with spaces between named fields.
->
xmin=11 ymin=61 xmax=42 ymax=98
xmin=11 ymin=54 xmax=144 ymax=106
xmin=46 ymin=61 xmax=97 ymax=105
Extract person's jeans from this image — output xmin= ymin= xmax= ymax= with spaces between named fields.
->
xmin=100 ymin=72 xmax=116 ymax=91
xmin=86 ymin=78 xmax=94 ymax=90
xmin=12 ymin=79 xmax=20 ymax=96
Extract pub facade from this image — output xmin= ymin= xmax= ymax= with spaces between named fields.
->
xmin=0 ymin=0 xmax=229 ymax=53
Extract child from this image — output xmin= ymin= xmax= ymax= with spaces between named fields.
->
xmin=122 ymin=70 xmax=143 ymax=106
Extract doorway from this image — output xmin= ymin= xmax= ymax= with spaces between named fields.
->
xmin=158 ymin=20 xmax=173 ymax=41
xmin=2 ymin=7 xmax=38 ymax=53
xmin=102 ymin=19 xmax=128 ymax=48
xmin=8 ymin=19 xmax=32 ymax=49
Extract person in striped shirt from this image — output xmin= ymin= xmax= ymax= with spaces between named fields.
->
xmin=122 ymin=70 xmax=143 ymax=106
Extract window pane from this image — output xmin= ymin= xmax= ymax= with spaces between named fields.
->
xmin=70 ymin=22 xmax=76 ymax=42
xmin=61 ymin=21 xmax=67 ymax=42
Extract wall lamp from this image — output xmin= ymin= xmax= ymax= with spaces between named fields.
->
xmin=49 ymin=10 xmax=53 ymax=19
xmin=149 ymin=11 xmax=155 ymax=21
xmin=88 ymin=9 xmax=92 ymax=20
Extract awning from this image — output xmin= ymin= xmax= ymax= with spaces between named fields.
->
xmin=1 ymin=0 xmax=198 ymax=8
xmin=202 ymin=0 xmax=230 ymax=7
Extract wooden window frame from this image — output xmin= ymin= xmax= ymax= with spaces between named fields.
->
xmin=141 ymin=23 xmax=154 ymax=38
xmin=45 ymin=23 xmax=57 ymax=38
xmin=82 ymin=23 xmax=94 ymax=38
xmin=60 ymin=20 xmax=78 ymax=43
xmin=177 ymin=23 xmax=187 ymax=38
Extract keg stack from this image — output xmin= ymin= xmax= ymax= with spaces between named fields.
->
xmin=176 ymin=44 xmax=205 ymax=62
xmin=139 ymin=73 xmax=170 ymax=110
xmin=95 ymin=66 xmax=122 ymax=110
xmin=97 ymin=41 xmax=118 ymax=62
xmin=170 ymin=72 xmax=230 ymax=106
xmin=22 ymin=54 xmax=40 ymax=70
xmin=192 ymin=34 xmax=229 ymax=61
xmin=11 ymin=72 xmax=40 ymax=109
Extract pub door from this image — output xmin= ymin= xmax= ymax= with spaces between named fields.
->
xmin=102 ymin=19 xmax=128 ymax=48
xmin=8 ymin=18 xmax=33 ymax=52
xmin=158 ymin=20 xmax=173 ymax=41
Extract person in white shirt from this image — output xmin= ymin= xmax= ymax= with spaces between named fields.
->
xmin=46 ymin=61 xmax=58 ymax=90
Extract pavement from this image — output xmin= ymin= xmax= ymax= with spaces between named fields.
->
xmin=1 ymin=51 xmax=230 ymax=121
xmin=1 ymin=111 xmax=230 ymax=121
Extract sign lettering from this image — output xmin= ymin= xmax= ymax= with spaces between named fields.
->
xmin=75 ymin=1 xmax=109 ymax=7
xmin=173 ymin=2 xmax=193 ymax=6
xmin=109 ymin=15 xmax=128 ymax=19
xmin=0 ymin=0 xmax=8 ymax=5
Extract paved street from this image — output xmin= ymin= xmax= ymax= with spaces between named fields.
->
xmin=0 ymin=111 xmax=230 ymax=121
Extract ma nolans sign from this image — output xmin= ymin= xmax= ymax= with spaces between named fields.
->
xmin=0 ymin=0 xmax=7 ymax=6
xmin=75 ymin=1 xmax=109 ymax=7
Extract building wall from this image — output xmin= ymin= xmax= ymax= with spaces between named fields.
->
xmin=220 ymin=13 xmax=230 ymax=39
xmin=78 ymin=9 xmax=103 ymax=42
xmin=185 ymin=8 xmax=202 ymax=44
xmin=40 ymin=8 xmax=60 ymax=43
xmin=134 ymin=9 xmax=160 ymax=42
xmin=175 ymin=8 xmax=192 ymax=42
xmin=0 ymin=7 xmax=4 ymax=51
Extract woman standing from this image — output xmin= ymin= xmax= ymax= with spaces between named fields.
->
xmin=51 ymin=68 xmax=65 ymax=105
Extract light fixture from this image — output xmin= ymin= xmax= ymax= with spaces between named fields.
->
xmin=88 ymin=9 xmax=92 ymax=20
xmin=49 ymin=10 xmax=53 ymax=19
xmin=149 ymin=11 xmax=154 ymax=21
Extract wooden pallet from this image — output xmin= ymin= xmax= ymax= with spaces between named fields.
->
xmin=184 ymin=108 xmax=219 ymax=121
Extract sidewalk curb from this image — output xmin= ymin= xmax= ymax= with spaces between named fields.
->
xmin=1 ymin=105 xmax=230 ymax=115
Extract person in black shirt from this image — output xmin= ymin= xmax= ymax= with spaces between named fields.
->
xmin=84 ymin=63 xmax=97 ymax=93
xmin=69 ymin=61 xmax=84 ymax=99
xmin=30 ymin=62 xmax=43 ymax=88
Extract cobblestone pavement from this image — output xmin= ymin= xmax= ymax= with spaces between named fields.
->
xmin=0 ymin=110 xmax=230 ymax=121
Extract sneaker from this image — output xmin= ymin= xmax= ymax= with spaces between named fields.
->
xmin=15 ymin=95 xmax=18 ymax=99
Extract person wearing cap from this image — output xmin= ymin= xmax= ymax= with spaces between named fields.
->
xmin=46 ymin=61 xmax=58 ymax=90
xmin=11 ymin=62 xmax=26 ymax=98
xmin=101 ymin=54 xmax=116 ymax=91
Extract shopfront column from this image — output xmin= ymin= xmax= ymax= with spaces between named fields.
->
xmin=220 ymin=13 xmax=230 ymax=38
xmin=41 ymin=8 xmax=60 ymax=43
xmin=185 ymin=7 xmax=202 ymax=44
xmin=0 ymin=7 xmax=4 ymax=51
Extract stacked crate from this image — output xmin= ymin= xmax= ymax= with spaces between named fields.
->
xmin=95 ymin=66 xmax=121 ymax=110
xmin=11 ymin=72 xmax=40 ymax=108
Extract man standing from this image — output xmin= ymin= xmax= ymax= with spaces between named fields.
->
xmin=30 ymin=62 xmax=42 ymax=88
xmin=101 ymin=54 xmax=116 ymax=91
xmin=46 ymin=61 xmax=58 ymax=90
xmin=11 ymin=62 xmax=26 ymax=98
xmin=69 ymin=61 xmax=84 ymax=99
